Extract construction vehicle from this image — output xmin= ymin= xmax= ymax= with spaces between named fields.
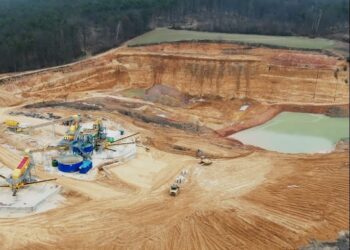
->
xmin=0 ymin=150 xmax=56 ymax=196
xmin=169 ymin=169 xmax=188 ymax=197
xmin=169 ymin=183 xmax=180 ymax=196
xmin=3 ymin=119 xmax=27 ymax=132
xmin=199 ymin=156 xmax=212 ymax=166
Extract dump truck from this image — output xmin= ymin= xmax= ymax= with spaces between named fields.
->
xmin=169 ymin=183 xmax=180 ymax=196
xmin=169 ymin=169 xmax=188 ymax=196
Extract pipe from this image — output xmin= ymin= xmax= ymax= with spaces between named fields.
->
xmin=24 ymin=178 xmax=57 ymax=185
xmin=107 ymin=132 xmax=140 ymax=146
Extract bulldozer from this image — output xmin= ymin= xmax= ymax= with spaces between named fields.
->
xmin=199 ymin=156 xmax=212 ymax=166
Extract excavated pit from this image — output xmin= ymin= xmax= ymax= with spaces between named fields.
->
xmin=0 ymin=42 xmax=348 ymax=104
xmin=0 ymin=42 xmax=348 ymax=249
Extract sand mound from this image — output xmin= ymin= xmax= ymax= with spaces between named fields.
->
xmin=269 ymin=52 xmax=338 ymax=69
xmin=144 ymin=84 xmax=190 ymax=107
xmin=0 ymin=91 xmax=21 ymax=107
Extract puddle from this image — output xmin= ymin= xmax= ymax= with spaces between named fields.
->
xmin=229 ymin=112 xmax=349 ymax=153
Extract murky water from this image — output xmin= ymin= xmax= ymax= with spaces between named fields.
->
xmin=230 ymin=112 xmax=349 ymax=153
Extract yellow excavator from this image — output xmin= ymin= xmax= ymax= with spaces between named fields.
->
xmin=3 ymin=120 xmax=24 ymax=132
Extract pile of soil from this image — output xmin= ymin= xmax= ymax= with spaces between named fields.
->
xmin=144 ymin=84 xmax=190 ymax=107
xmin=0 ymin=91 xmax=20 ymax=107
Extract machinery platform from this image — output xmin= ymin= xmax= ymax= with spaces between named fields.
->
xmin=0 ymin=175 xmax=62 ymax=217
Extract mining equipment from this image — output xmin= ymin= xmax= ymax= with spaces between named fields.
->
xmin=0 ymin=150 xmax=56 ymax=196
xmin=169 ymin=183 xmax=180 ymax=196
xmin=26 ymin=114 xmax=80 ymax=131
xmin=93 ymin=119 xmax=107 ymax=141
xmin=103 ymin=132 xmax=139 ymax=151
xmin=199 ymin=156 xmax=212 ymax=166
xmin=4 ymin=114 xmax=81 ymax=135
xmin=3 ymin=119 xmax=27 ymax=132
xmin=169 ymin=170 xmax=188 ymax=197
xmin=63 ymin=119 xmax=81 ymax=142
xmin=75 ymin=119 xmax=107 ymax=151
xmin=71 ymin=133 xmax=94 ymax=160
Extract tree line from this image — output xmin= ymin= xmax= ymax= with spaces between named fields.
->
xmin=0 ymin=0 xmax=348 ymax=73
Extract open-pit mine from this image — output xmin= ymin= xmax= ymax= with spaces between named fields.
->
xmin=0 ymin=41 xmax=349 ymax=249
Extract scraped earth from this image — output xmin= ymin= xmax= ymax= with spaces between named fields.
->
xmin=0 ymin=41 xmax=349 ymax=249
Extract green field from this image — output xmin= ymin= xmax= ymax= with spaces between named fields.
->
xmin=128 ymin=28 xmax=345 ymax=52
xmin=118 ymin=88 xmax=146 ymax=99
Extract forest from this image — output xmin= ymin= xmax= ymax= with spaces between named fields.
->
xmin=0 ymin=0 xmax=348 ymax=73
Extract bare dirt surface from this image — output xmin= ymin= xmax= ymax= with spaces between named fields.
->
xmin=0 ymin=41 xmax=349 ymax=249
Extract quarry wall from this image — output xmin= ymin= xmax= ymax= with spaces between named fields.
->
xmin=0 ymin=43 xmax=348 ymax=105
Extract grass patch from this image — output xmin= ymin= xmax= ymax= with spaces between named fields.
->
xmin=128 ymin=28 xmax=341 ymax=51
xmin=119 ymin=88 xmax=146 ymax=99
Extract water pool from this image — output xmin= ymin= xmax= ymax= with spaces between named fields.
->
xmin=229 ymin=112 xmax=349 ymax=153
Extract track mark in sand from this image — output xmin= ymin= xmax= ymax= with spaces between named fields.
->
xmin=244 ymin=152 xmax=349 ymax=245
xmin=56 ymin=177 xmax=126 ymax=200
xmin=0 ymin=145 xmax=22 ymax=169
xmin=110 ymin=148 xmax=195 ymax=191
xmin=194 ymin=152 xmax=273 ymax=198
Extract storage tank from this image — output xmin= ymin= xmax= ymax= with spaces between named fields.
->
xmin=52 ymin=159 xmax=58 ymax=167
xmin=79 ymin=160 xmax=93 ymax=174
xmin=57 ymin=155 xmax=83 ymax=173
xmin=83 ymin=143 xmax=94 ymax=154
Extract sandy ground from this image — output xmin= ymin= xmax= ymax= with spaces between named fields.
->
xmin=0 ymin=41 xmax=348 ymax=249
xmin=110 ymin=147 xmax=195 ymax=190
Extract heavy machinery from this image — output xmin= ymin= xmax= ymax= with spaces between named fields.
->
xmin=63 ymin=122 xmax=80 ymax=141
xmin=26 ymin=114 xmax=81 ymax=131
xmin=199 ymin=156 xmax=212 ymax=166
xmin=30 ymin=144 xmax=69 ymax=153
xmin=76 ymin=119 xmax=107 ymax=150
xmin=62 ymin=115 xmax=81 ymax=142
xmin=49 ymin=119 xmax=104 ymax=169
xmin=196 ymin=150 xmax=212 ymax=165
xmin=0 ymin=150 xmax=56 ymax=196
xmin=4 ymin=114 xmax=81 ymax=136
xmin=93 ymin=119 xmax=107 ymax=141
xmin=71 ymin=134 xmax=94 ymax=160
xmin=169 ymin=170 xmax=188 ymax=197
xmin=169 ymin=183 xmax=180 ymax=196
xmin=103 ymin=132 xmax=139 ymax=151
xmin=3 ymin=119 xmax=27 ymax=132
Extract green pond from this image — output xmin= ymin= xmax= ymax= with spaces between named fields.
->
xmin=230 ymin=112 xmax=349 ymax=154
